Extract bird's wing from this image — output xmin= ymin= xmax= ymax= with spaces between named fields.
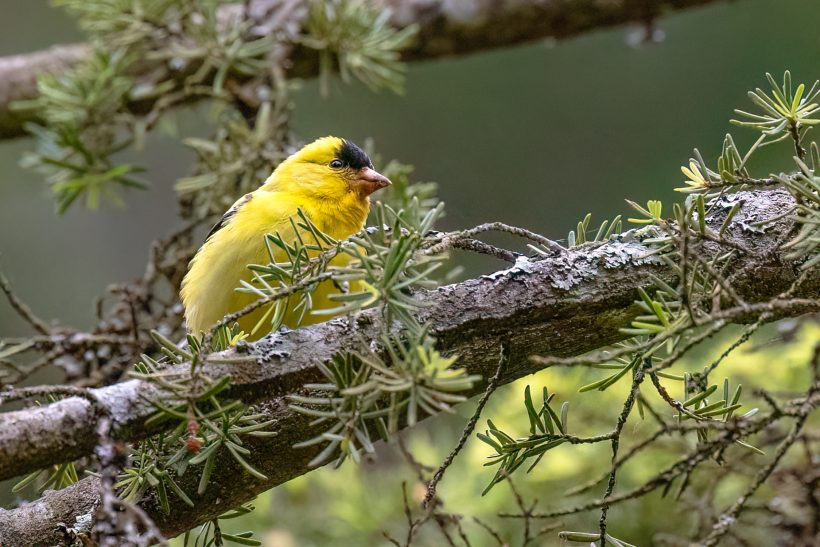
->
xmin=205 ymin=193 xmax=254 ymax=242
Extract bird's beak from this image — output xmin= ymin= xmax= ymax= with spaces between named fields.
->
xmin=354 ymin=167 xmax=391 ymax=196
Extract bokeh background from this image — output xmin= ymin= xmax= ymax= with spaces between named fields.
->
xmin=1 ymin=0 xmax=818 ymax=545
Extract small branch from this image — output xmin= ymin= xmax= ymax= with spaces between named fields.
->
xmin=423 ymin=221 xmax=564 ymax=256
xmin=423 ymin=342 xmax=510 ymax=508
xmin=698 ymin=351 xmax=819 ymax=546
xmin=701 ymin=415 xmax=809 ymax=546
xmin=598 ymin=363 xmax=646 ymax=544
xmin=0 ymin=272 xmax=51 ymax=335
xmin=0 ymin=0 xmax=739 ymax=140
xmin=565 ymin=425 xmax=669 ymax=497
xmin=702 ymin=315 xmax=766 ymax=377
xmin=93 ymin=412 xmax=166 ymax=546
xmin=686 ymin=249 xmax=748 ymax=310
xmin=450 ymin=238 xmax=519 ymax=264
xmin=203 ymin=270 xmax=336 ymax=347
xmin=788 ymin=120 xmax=806 ymax=160
xmin=0 ymin=43 xmax=90 ymax=140
xmin=471 ymin=516 xmax=505 ymax=546
xmin=0 ymin=385 xmax=102 ymax=410
xmin=506 ymin=476 xmax=538 ymax=547
xmin=499 ymin=408 xmax=792 ymax=520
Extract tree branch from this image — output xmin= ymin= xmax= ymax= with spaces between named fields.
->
xmin=0 ymin=0 xmax=736 ymax=140
xmin=0 ymin=43 xmax=90 ymax=140
xmin=0 ymin=188 xmax=817 ymax=544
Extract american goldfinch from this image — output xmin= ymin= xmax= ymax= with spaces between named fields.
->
xmin=181 ymin=136 xmax=391 ymax=339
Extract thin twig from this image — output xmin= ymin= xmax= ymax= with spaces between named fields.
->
xmin=0 ymin=385 xmax=101 ymax=408
xmin=499 ymin=397 xmax=811 ymax=521
xmin=423 ymin=222 xmax=564 ymax=256
xmin=703 ymin=315 xmax=767 ymax=377
xmin=506 ymin=476 xmax=537 ymax=547
xmin=203 ymin=270 xmax=336 ymax=348
xmin=598 ymin=363 xmax=646 ymax=544
xmin=686 ymin=249 xmax=749 ymax=310
xmin=0 ymin=272 xmax=51 ymax=335
xmin=699 ymin=347 xmax=819 ymax=545
xmin=471 ymin=516 xmax=505 ymax=546
xmin=423 ymin=342 xmax=510 ymax=508
xmin=451 ymin=238 xmax=519 ymax=263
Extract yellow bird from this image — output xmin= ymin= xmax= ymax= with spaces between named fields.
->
xmin=180 ymin=136 xmax=391 ymax=339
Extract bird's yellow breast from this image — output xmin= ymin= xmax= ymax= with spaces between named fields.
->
xmin=180 ymin=189 xmax=369 ymax=339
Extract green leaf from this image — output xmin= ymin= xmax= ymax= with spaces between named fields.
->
xmin=523 ymin=385 xmax=542 ymax=434
xmin=161 ymin=472 xmax=194 ymax=507
xmin=222 ymin=533 xmax=262 ymax=546
xmin=683 ymin=385 xmax=718 ymax=408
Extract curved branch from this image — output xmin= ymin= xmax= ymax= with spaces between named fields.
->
xmin=0 ymin=188 xmax=817 ymax=545
xmin=0 ymin=0 xmax=736 ymax=139
xmin=0 ymin=43 xmax=90 ymax=139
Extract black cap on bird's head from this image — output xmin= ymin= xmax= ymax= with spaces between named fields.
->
xmin=332 ymin=139 xmax=391 ymax=196
xmin=337 ymin=140 xmax=373 ymax=170
xmin=280 ymin=136 xmax=391 ymax=197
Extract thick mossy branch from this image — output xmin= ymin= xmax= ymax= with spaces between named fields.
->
xmin=0 ymin=188 xmax=817 ymax=545
xmin=0 ymin=0 xmax=737 ymax=140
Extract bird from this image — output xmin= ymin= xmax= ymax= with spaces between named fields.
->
xmin=180 ymin=136 xmax=391 ymax=340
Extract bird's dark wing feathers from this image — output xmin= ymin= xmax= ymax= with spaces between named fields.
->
xmin=205 ymin=193 xmax=253 ymax=242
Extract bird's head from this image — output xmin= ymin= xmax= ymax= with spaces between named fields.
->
xmin=263 ymin=136 xmax=391 ymax=201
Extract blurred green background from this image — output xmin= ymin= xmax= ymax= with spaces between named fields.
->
xmin=1 ymin=0 xmax=818 ymax=545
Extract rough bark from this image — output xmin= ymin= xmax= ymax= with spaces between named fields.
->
xmin=0 ymin=0 xmax=735 ymax=140
xmin=0 ymin=188 xmax=817 ymax=544
xmin=0 ymin=43 xmax=91 ymax=140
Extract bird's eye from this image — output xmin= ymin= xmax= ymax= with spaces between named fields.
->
xmin=329 ymin=160 xmax=343 ymax=169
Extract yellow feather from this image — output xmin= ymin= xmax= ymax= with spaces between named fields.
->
xmin=181 ymin=137 xmax=384 ymax=339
